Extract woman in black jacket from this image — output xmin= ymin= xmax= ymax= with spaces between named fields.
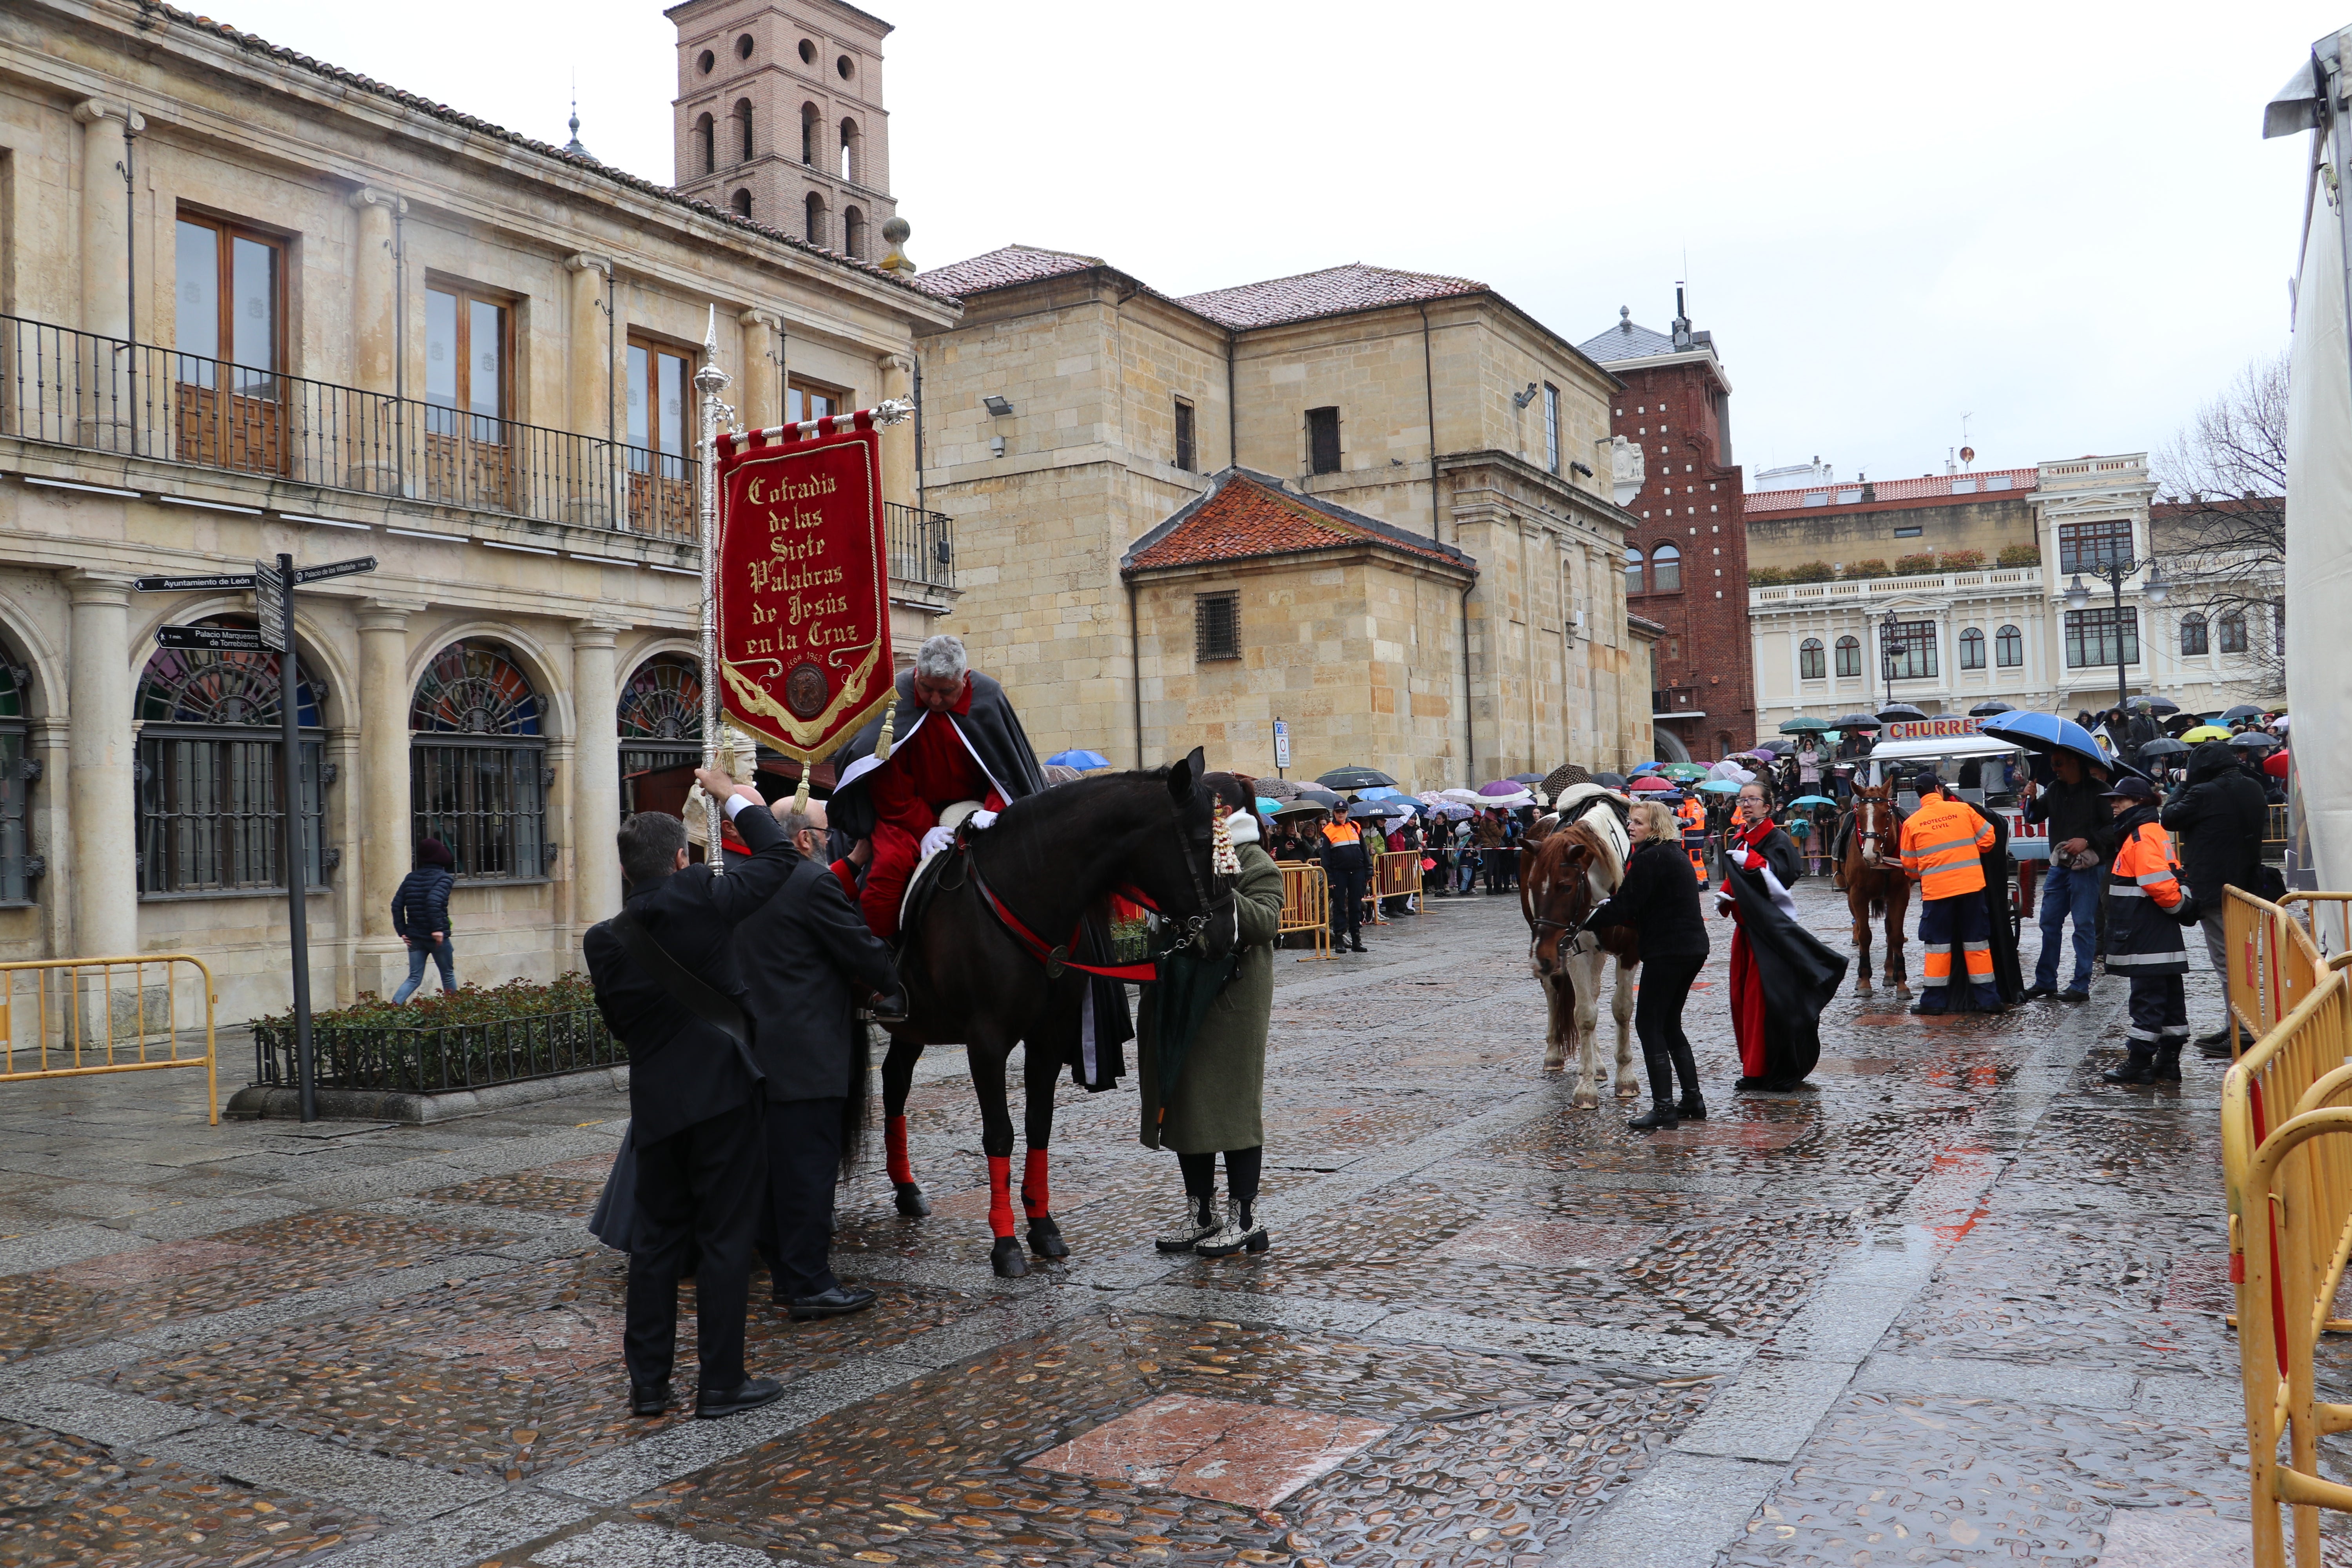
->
xmin=1584 ymin=799 xmax=1711 ymax=1130
xmin=391 ymin=838 xmax=458 ymax=1003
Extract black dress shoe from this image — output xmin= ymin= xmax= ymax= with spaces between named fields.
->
xmin=787 ymin=1285 xmax=877 ymax=1321
xmin=1627 ymin=1102 xmax=1679 ymax=1131
xmin=1909 ymin=1002 xmax=1946 ymax=1016
xmin=630 ymin=1379 xmax=671 ymax=1418
xmin=695 ymin=1376 xmax=783 ymax=1420
xmin=869 ymin=992 xmax=910 ymax=1025
xmin=2060 ymin=988 xmax=2090 ymax=1004
xmin=2020 ymin=984 xmax=2057 ymax=1000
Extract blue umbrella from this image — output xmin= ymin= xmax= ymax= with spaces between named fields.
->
xmin=1046 ymin=749 xmax=1111 ymax=770
xmin=1699 ymin=779 xmax=1741 ymax=794
xmin=1358 ymin=785 xmax=1406 ymax=800
xmin=1789 ymin=794 xmax=1838 ymax=807
xmin=1979 ymin=710 xmax=2142 ymax=778
xmin=1629 ymin=761 xmax=1662 ymax=775
xmin=1254 ymin=797 xmax=1284 ymax=816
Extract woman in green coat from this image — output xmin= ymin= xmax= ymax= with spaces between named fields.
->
xmin=1139 ymin=773 xmax=1286 ymax=1257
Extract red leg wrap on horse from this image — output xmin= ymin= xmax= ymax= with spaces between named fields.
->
xmin=1022 ymin=1148 xmax=1051 ymax=1219
xmin=987 ymin=1154 xmax=1015 ymax=1238
xmin=885 ymin=1116 xmax=913 ymax=1188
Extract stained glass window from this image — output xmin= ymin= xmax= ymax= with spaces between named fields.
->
xmin=619 ymin=655 xmax=702 ymax=818
xmin=135 ymin=630 xmax=325 ymax=895
xmin=410 ymin=641 xmax=548 ymax=880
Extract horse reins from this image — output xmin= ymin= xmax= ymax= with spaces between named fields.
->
xmin=962 ymin=789 xmax=1224 ymax=983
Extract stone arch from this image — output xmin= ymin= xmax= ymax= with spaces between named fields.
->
xmin=406 ymin=621 xmax=572 ymax=742
xmin=732 ymin=98 xmax=754 ymax=163
xmin=0 ymin=584 xmax=67 ymax=722
xmin=1651 ymin=727 xmax=1693 ymax=764
xmin=127 ymin=595 xmax=351 ymax=730
xmin=805 ymin=190 xmax=828 ymax=247
xmin=695 ymin=112 xmax=715 ymax=176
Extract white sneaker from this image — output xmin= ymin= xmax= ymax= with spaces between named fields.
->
xmin=1154 ymin=1199 xmax=1219 ymax=1254
xmin=1194 ymin=1196 xmax=1269 ymax=1258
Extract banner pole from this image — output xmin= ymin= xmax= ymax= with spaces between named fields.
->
xmin=695 ymin=305 xmax=734 ymax=875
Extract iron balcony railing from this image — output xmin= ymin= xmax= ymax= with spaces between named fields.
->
xmin=884 ymin=500 xmax=955 ymax=591
xmin=0 ymin=314 xmax=697 ymax=539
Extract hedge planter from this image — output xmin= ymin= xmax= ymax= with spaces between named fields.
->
xmin=231 ymin=974 xmax=626 ymax=1122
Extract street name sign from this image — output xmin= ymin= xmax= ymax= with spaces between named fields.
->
xmin=295 ymin=556 xmax=377 ymax=585
xmin=253 ymin=559 xmax=285 ymax=652
xmin=155 ymin=624 xmax=267 ymax=652
xmin=133 ymin=572 xmax=256 ymax=592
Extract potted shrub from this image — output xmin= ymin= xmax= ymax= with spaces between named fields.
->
xmin=249 ymin=973 xmax=620 ymax=1094
xmin=1894 ymin=551 xmax=1940 ymax=576
xmin=1845 ymin=559 xmax=1893 ymax=580
xmin=1786 ymin=561 xmax=1835 ymax=583
xmin=1748 ymin=565 xmax=1789 ymax=586
xmin=1997 ymin=543 xmax=2042 ymax=568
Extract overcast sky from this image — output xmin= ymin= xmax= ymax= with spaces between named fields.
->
xmin=214 ymin=0 xmax=2336 ymax=487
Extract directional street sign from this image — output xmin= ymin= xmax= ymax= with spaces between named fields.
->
xmin=133 ymin=572 xmax=256 ymax=592
xmin=155 ymin=623 xmax=268 ymax=652
xmin=253 ymin=559 xmax=285 ymax=653
xmin=294 ymin=555 xmax=377 ymax=585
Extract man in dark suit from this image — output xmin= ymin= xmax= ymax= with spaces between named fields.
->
xmin=733 ymin=796 xmax=904 ymax=1319
xmin=583 ymin=766 xmax=794 ymax=1422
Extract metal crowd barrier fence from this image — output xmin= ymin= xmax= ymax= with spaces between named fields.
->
xmin=1370 ymin=850 xmax=1424 ymax=920
xmin=0 ymin=954 xmax=219 ymax=1125
xmin=2285 ymin=893 xmax=2352 ymax=964
xmin=1275 ymin=860 xmax=1333 ymax=962
xmin=2222 ymin=887 xmax=2352 ymax=1564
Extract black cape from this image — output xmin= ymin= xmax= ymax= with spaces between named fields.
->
xmin=1726 ymin=851 xmax=1849 ymax=1084
xmin=1948 ymin=811 xmax=2025 ymax=1010
xmin=826 ymin=668 xmax=1049 ymax=839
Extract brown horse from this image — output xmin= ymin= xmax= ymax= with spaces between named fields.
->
xmin=1521 ymin=817 xmax=1642 ymax=1107
xmin=1841 ymin=782 xmax=1912 ymax=996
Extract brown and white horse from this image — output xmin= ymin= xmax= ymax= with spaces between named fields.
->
xmin=1840 ymin=782 xmax=1912 ymax=996
xmin=1521 ymin=814 xmax=1641 ymax=1108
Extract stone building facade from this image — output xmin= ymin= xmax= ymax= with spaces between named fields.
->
xmin=1745 ymin=454 xmax=2280 ymax=731
xmin=910 ymin=247 xmax=1654 ymax=786
xmin=0 ymin=0 xmax=954 ymax=1022
xmin=667 ymin=0 xmax=897 ymax=259
xmin=1577 ymin=301 xmax=1756 ymax=760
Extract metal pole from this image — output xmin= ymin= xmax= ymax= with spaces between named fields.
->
xmin=2114 ymin=565 xmax=2128 ymax=711
xmin=694 ymin=308 xmax=731 ymax=873
xmin=279 ymin=552 xmax=316 ymax=1122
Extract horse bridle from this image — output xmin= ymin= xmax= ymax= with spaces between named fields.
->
xmin=1853 ymin=793 xmax=1893 ymax=860
xmin=960 ymin=782 xmax=1228 ymax=972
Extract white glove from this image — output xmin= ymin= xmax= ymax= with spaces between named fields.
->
xmin=921 ymin=825 xmax=955 ymax=858
xmin=1714 ymin=894 xmax=1736 ymax=918
xmin=969 ymin=809 xmax=999 ymax=830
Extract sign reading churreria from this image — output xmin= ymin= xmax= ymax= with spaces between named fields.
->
xmin=711 ymin=412 xmax=894 ymax=763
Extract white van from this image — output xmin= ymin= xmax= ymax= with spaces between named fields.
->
xmin=1862 ymin=734 xmax=2050 ymax=862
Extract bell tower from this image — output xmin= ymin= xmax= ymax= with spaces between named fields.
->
xmin=668 ymin=0 xmax=897 ymax=260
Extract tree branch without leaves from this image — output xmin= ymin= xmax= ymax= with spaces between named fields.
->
xmin=2152 ymin=352 xmax=2287 ymax=694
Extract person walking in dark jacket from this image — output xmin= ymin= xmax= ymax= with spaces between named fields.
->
xmin=2161 ymin=739 xmax=2269 ymax=1054
xmin=390 ymin=839 xmax=457 ymax=1004
xmin=2020 ymin=751 xmax=2114 ymax=1002
xmin=582 ymin=766 xmax=798 ymax=1423
xmin=731 ymin=797 xmax=901 ymax=1320
xmin=1584 ymin=800 xmax=1711 ymax=1130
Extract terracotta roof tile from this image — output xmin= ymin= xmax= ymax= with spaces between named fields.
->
xmin=912 ymin=244 xmax=1105 ymax=298
xmin=1176 ymin=263 xmax=1487 ymax=330
xmin=1744 ymin=467 xmax=2040 ymax=514
xmin=1123 ymin=470 xmax=1474 ymax=576
xmin=147 ymin=5 xmax=936 ymax=297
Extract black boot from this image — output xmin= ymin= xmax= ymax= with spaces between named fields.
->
xmin=1675 ymin=1093 xmax=1708 ymax=1121
xmin=2151 ymin=1043 xmax=2183 ymax=1083
xmin=1628 ymin=1099 xmax=1679 ymax=1131
xmin=2102 ymin=1049 xmax=2156 ymax=1085
xmin=1670 ymin=1042 xmax=1704 ymax=1119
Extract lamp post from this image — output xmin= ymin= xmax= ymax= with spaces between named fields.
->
xmin=1878 ymin=607 xmax=1902 ymax=695
xmin=2063 ymin=556 xmax=2168 ymax=711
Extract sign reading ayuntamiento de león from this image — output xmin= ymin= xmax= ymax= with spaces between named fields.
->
xmin=712 ymin=412 xmax=893 ymax=762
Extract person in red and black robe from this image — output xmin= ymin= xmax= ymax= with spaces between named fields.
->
xmin=1716 ymin=781 xmax=1848 ymax=1092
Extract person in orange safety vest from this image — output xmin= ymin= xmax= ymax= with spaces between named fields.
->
xmin=1676 ymin=793 xmax=1708 ymax=882
xmin=2097 ymin=775 xmax=2194 ymax=1084
xmin=1898 ymin=770 xmax=2002 ymax=1014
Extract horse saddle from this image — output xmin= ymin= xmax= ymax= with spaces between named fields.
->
xmin=900 ymin=799 xmax=985 ymax=929
xmin=1551 ymin=783 xmax=1631 ymax=872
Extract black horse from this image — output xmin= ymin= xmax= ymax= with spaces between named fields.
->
xmin=878 ymin=746 xmax=1235 ymax=1277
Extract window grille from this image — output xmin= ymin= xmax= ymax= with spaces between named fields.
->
xmin=410 ymin=641 xmax=549 ymax=880
xmin=1195 ymin=592 xmax=1241 ymax=663
xmin=618 ymin=655 xmax=703 ymax=819
xmin=2064 ymin=607 xmax=2139 ymax=668
xmin=1543 ymin=383 xmax=1561 ymax=475
xmin=134 ymin=640 xmax=325 ymax=895
xmin=0 ymin=666 xmax=31 ymax=903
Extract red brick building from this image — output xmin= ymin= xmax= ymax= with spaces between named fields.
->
xmin=1577 ymin=299 xmax=1754 ymax=759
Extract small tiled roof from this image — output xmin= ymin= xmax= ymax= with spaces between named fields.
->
xmin=913 ymin=244 xmax=1107 ymax=299
xmin=1123 ymin=469 xmax=1474 ymax=577
xmin=1576 ymin=310 xmax=1681 ymax=365
xmin=146 ymin=4 xmax=938 ymax=298
xmin=1744 ymin=468 xmax=2040 ymax=515
xmin=1176 ymin=263 xmax=1488 ymax=330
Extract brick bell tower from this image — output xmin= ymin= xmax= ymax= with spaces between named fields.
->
xmin=669 ymin=0 xmax=898 ymax=260
xmin=1576 ymin=293 xmax=1755 ymax=760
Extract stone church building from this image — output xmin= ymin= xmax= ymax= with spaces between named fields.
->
xmin=909 ymin=246 xmax=1657 ymax=788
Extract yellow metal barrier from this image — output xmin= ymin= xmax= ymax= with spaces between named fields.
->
xmin=1370 ymin=850 xmax=1423 ymax=920
xmin=0 ymin=954 xmax=219 ymax=1125
xmin=1276 ymin=861 xmax=1334 ymax=962
xmin=2285 ymin=893 xmax=2352 ymax=965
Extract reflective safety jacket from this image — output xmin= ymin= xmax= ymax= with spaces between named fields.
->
xmin=2105 ymin=806 xmax=2188 ymax=976
xmin=1677 ymin=796 xmax=1708 ymax=882
xmin=1898 ymin=795 xmax=1995 ymax=900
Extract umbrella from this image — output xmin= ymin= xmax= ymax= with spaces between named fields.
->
xmin=1041 ymin=764 xmax=1086 ymax=786
xmin=1507 ymin=772 xmax=1547 ymax=786
xmin=1630 ymin=775 xmax=1677 ymax=792
xmin=1438 ymin=787 xmax=1488 ymax=804
xmin=2132 ymin=696 xmax=2182 ymax=715
xmin=1273 ymin=799 xmax=1332 ymax=818
xmin=1358 ymin=785 xmax=1406 ymax=800
xmin=1755 ymin=739 xmax=1796 ymax=753
xmin=1628 ymin=761 xmax=1662 ymax=775
xmin=1980 ymin=710 xmax=2117 ymax=777
xmin=1045 ymin=749 xmax=1112 ymax=770
xmin=2222 ymin=704 xmax=2267 ymax=722
xmin=1541 ymin=764 xmax=1593 ymax=800
xmin=1296 ymin=785 xmax=1345 ymax=808
xmin=1349 ymin=799 xmax=1401 ymax=819
xmin=1789 ymin=794 xmax=1838 ymax=807
xmin=2229 ymin=731 xmax=2280 ymax=750
xmin=1876 ymin=702 xmax=1929 ymax=723
xmin=1256 ymin=777 xmax=1303 ymax=802
xmin=2136 ymin=738 xmax=2190 ymax=758
xmin=1317 ymin=765 xmax=1396 ymax=790
xmin=1779 ymin=717 xmax=1833 ymax=734
xmin=1738 ymin=749 xmax=1777 ymax=762
xmin=1254 ymin=797 xmax=1284 ymax=815
xmin=1969 ymin=700 xmax=2015 ymax=717
xmin=1479 ymin=779 xmax=1527 ymax=797
xmin=1698 ymin=779 xmax=1741 ymax=794
xmin=1661 ymin=763 xmax=1708 ymax=781
xmin=1834 ymin=713 xmax=1882 ymax=730
xmin=2181 ymin=724 xmax=2230 ymax=742
xmin=1591 ymin=771 xmax=1628 ymax=789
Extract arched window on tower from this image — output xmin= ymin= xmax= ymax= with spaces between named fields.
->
xmin=801 ymin=103 xmax=820 ymax=167
xmin=136 ymin=626 xmax=328 ymax=894
xmin=694 ymin=113 xmax=715 ymax=176
xmin=839 ymin=118 xmax=859 ymax=182
xmin=1650 ymin=543 xmax=1681 ymax=593
xmin=410 ymin=641 xmax=548 ymax=881
xmin=731 ymin=189 xmax=752 ymax=219
xmin=732 ymin=98 xmax=754 ymax=163
xmin=842 ymin=206 xmax=865 ymax=259
xmin=1798 ymin=637 xmax=1826 ymax=681
xmin=1835 ymin=635 xmax=1861 ymax=677
xmin=805 ymin=191 xmax=827 ymax=247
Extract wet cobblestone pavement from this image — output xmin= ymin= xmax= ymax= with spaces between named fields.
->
xmin=0 ymin=880 xmax=2298 ymax=1565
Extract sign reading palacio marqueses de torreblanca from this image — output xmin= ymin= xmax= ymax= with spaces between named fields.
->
xmin=712 ymin=412 xmax=896 ymax=765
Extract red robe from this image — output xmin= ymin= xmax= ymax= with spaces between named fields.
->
xmin=849 ymin=677 xmax=1006 ymax=938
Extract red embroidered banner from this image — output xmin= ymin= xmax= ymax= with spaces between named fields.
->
xmin=712 ymin=413 xmax=893 ymax=761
